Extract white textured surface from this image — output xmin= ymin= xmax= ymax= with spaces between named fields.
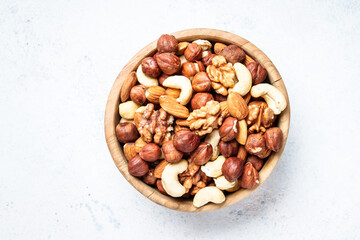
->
xmin=1 ymin=0 xmax=360 ymax=239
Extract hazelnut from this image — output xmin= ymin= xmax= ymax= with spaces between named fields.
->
xmin=238 ymin=162 xmax=259 ymax=189
xmin=189 ymin=142 xmax=213 ymax=165
xmin=130 ymin=85 xmax=146 ymax=105
xmin=181 ymin=62 xmax=197 ymax=79
xmin=237 ymin=145 xmax=248 ymax=161
xmin=257 ymin=148 xmax=272 ymax=159
xmin=195 ymin=60 xmax=205 ymax=72
xmin=173 ymin=130 xmax=200 ymax=153
xmin=156 ymin=179 xmax=168 ymax=195
xmin=214 ymin=93 xmax=227 ymax=102
xmin=222 ymin=157 xmax=245 ymax=182
xmin=202 ymin=52 xmax=215 ymax=67
xmin=264 ymin=127 xmax=283 ymax=152
xmin=219 ymin=140 xmax=239 ymax=157
xmin=139 ymin=143 xmax=162 ymax=162
xmin=245 ymin=133 xmax=267 ymax=156
xmin=246 ymin=62 xmax=268 ymax=85
xmin=184 ymin=42 xmax=202 ymax=62
xmin=157 ymin=34 xmax=178 ymax=53
xmin=192 ymin=72 xmax=211 ymax=92
xmin=123 ymin=142 xmax=137 ymax=162
xmin=158 ymin=73 xmax=169 ymax=86
xmin=220 ymin=44 xmax=245 ymax=64
xmin=219 ymin=117 xmax=238 ymax=142
xmin=115 ymin=122 xmax=139 ymax=143
xmin=156 ymin=53 xmax=181 ymax=75
xmin=128 ymin=154 xmax=149 ymax=177
xmin=153 ymin=52 xmax=160 ymax=62
xmin=191 ymin=93 xmax=214 ymax=110
xmin=246 ymin=155 xmax=264 ymax=171
xmin=141 ymin=57 xmax=161 ymax=78
xmin=142 ymin=169 xmax=157 ymax=185
xmin=162 ymin=140 xmax=183 ymax=163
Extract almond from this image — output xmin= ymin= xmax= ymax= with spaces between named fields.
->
xmin=227 ymin=92 xmax=249 ymax=120
xmin=165 ymin=88 xmax=181 ymax=98
xmin=120 ymin=71 xmax=137 ymax=102
xmin=135 ymin=137 xmax=147 ymax=153
xmin=123 ymin=142 xmax=137 ymax=162
xmin=159 ymin=95 xmax=190 ymax=119
xmin=214 ymin=43 xmax=227 ymax=54
xmin=154 ymin=160 xmax=168 ymax=178
xmin=145 ymin=86 xmax=165 ymax=104
xmin=235 ymin=119 xmax=247 ymax=145
xmin=244 ymin=54 xmax=255 ymax=66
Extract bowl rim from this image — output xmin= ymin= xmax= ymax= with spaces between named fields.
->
xmin=104 ymin=28 xmax=290 ymax=212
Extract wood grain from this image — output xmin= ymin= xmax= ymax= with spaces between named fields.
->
xmin=104 ymin=28 xmax=290 ymax=212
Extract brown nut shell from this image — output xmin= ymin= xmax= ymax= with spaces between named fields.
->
xmin=184 ymin=42 xmax=202 ymax=62
xmin=219 ymin=140 xmax=239 ymax=157
xmin=157 ymin=53 xmax=181 ymax=75
xmin=246 ymin=62 xmax=268 ymax=85
xmin=222 ymin=157 xmax=245 ymax=182
xmin=123 ymin=142 xmax=137 ymax=162
xmin=192 ymin=72 xmax=211 ymax=92
xmin=128 ymin=154 xmax=149 ymax=177
xmin=130 ymin=85 xmax=146 ymax=106
xmin=142 ymin=169 xmax=157 ymax=185
xmin=191 ymin=92 xmax=214 ymax=110
xmin=219 ymin=117 xmax=238 ymax=142
xmin=189 ymin=142 xmax=213 ymax=165
xmin=238 ymin=162 xmax=259 ymax=189
xmin=116 ymin=122 xmax=139 ymax=143
xmin=246 ymin=155 xmax=264 ymax=171
xmin=173 ymin=130 xmax=200 ymax=153
xmin=139 ymin=143 xmax=162 ymax=162
xmin=120 ymin=71 xmax=137 ymax=102
xmin=156 ymin=179 xmax=168 ymax=195
xmin=264 ymin=127 xmax=283 ymax=152
xmin=245 ymin=133 xmax=267 ymax=156
xmin=141 ymin=57 xmax=161 ymax=78
xmin=162 ymin=140 xmax=184 ymax=163
xmin=220 ymin=44 xmax=245 ymax=64
xmin=157 ymin=34 xmax=178 ymax=54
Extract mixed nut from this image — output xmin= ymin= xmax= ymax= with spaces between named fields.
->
xmin=116 ymin=34 xmax=287 ymax=208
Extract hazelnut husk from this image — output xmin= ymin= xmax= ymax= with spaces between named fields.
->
xmin=116 ymin=122 xmax=139 ymax=143
xmin=156 ymin=53 xmax=181 ymax=75
xmin=219 ymin=117 xmax=238 ymax=142
xmin=220 ymin=44 xmax=245 ymax=64
xmin=173 ymin=130 xmax=200 ymax=153
xmin=162 ymin=140 xmax=183 ymax=163
xmin=264 ymin=127 xmax=283 ymax=152
xmin=189 ymin=142 xmax=213 ymax=165
xmin=238 ymin=162 xmax=259 ymax=189
xmin=139 ymin=143 xmax=162 ymax=162
xmin=141 ymin=57 xmax=161 ymax=78
xmin=142 ymin=169 xmax=157 ymax=185
xmin=245 ymin=133 xmax=267 ymax=156
xmin=128 ymin=154 xmax=149 ymax=177
xmin=130 ymin=85 xmax=146 ymax=105
xmin=184 ymin=42 xmax=202 ymax=62
xmin=246 ymin=155 xmax=264 ymax=171
xmin=192 ymin=72 xmax=211 ymax=92
xmin=219 ymin=140 xmax=239 ymax=157
xmin=157 ymin=34 xmax=178 ymax=54
xmin=246 ymin=62 xmax=267 ymax=85
xmin=222 ymin=157 xmax=245 ymax=182
xmin=191 ymin=92 xmax=214 ymax=110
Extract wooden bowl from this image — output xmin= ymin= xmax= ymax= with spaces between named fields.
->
xmin=105 ymin=28 xmax=290 ymax=212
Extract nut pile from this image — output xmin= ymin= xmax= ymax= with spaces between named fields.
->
xmin=116 ymin=34 xmax=287 ymax=208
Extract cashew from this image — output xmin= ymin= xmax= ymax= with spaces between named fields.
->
xmin=162 ymin=76 xmax=193 ymax=105
xmin=136 ymin=64 xmax=158 ymax=87
xmin=229 ymin=62 xmax=252 ymax=96
xmin=120 ymin=118 xmax=135 ymax=124
xmin=214 ymin=176 xmax=240 ymax=191
xmin=192 ymin=39 xmax=212 ymax=51
xmin=193 ymin=186 xmax=225 ymax=208
xmin=251 ymin=83 xmax=287 ymax=115
xmin=204 ymin=129 xmax=221 ymax=160
xmin=135 ymin=106 xmax=146 ymax=114
xmin=161 ymin=159 xmax=188 ymax=197
xmin=235 ymin=120 xmax=247 ymax=145
xmin=201 ymin=155 xmax=226 ymax=178
xmin=119 ymin=101 xmax=140 ymax=119
xmin=179 ymin=55 xmax=188 ymax=66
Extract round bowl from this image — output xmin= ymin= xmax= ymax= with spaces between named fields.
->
xmin=105 ymin=28 xmax=290 ymax=212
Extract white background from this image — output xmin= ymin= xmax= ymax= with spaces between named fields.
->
xmin=1 ymin=0 xmax=360 ymax=239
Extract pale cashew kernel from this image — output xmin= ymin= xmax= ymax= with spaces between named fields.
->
xmin=162 ymin=76 xmax=193 ymax=105
xmin=214 ymin=176 xmax=240 ymax=191
xmin=230 ymin=62 xmax=252 ymax=96
xmin=119 ymin=101 xmax=140 ymax=119
xmin=193 ymin=186 xmax=225 ymax=208
xmin=204 ymin=129 xmax=221 ymax=160
xmin=120 ymin=118 xmax=135 ymax=124
xmin=192 ymin=39 xmax=212 ymax=51
xmin=161 ymin=159 xmax=188 ymax=197
xmin=201 ymin=155 xmax=226 ymax=178
xmin=251 ymin=83 xmax=287 ymax=115
xmin=136 ymin=64 xmax=158 ymax=87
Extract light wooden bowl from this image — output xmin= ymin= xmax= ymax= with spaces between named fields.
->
xmin=105 ymin=28 xmax=290 ymax=212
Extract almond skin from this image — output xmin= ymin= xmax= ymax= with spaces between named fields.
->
xmin=120 ymin=71 xmax=137 ymax=102
xmin=159 ymin=95 xmax=189 ymax=119
xmin=123 ymin=142 xmax=137 ymax=162
xmin=145 ymin=86 xmax=166 ymax=104
xmin=227 ymin=92 xmax=249 ymax=120
xmin=154 ymin=160 xmax=168 ymax=178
